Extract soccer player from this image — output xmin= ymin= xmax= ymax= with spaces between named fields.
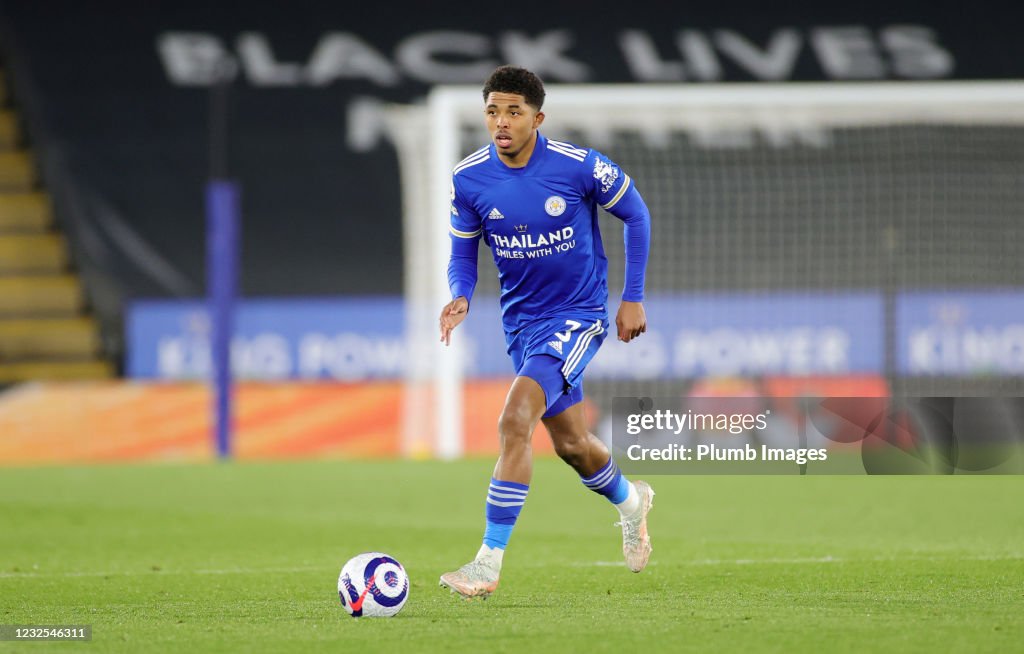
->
xmin=438 ymin=66 xmax=654 ymax=599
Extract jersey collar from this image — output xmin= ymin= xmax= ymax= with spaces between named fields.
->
xmin=490 ymin=132 xmax=547 ymax=173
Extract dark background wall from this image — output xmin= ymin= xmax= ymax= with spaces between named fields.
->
xmin=0 ymin=0 xmax=1021 ymax=304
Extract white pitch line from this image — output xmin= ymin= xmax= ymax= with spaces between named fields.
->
xmin=577 ymin=561 xmax=661 ymax=567
xmin=1 ymin=555 xmax=1021 ymax=579
xmin=0 ymin=565 xmax=324 ymax=579
xmin=568 ymin=554 xmax=1024 ymax=568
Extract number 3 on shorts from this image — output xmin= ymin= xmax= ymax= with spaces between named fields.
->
xmin=554 ymin=320 xmax=582 ymax=343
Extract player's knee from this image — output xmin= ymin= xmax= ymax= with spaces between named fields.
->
xmin=497 ymin=405 xmax=534 ymax=449
xmin=552 ymin=432 xmax=588 ymax=468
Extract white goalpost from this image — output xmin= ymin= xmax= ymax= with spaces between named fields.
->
xmin=389 ymin=81 xmax=1024 ymax=459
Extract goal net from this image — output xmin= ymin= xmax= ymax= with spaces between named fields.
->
xmin=389 ymin=82 xmax=1024 ymax=458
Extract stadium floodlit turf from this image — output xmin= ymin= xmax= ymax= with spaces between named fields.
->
xmin=1 ymin=459 xmax=1022 ymax=653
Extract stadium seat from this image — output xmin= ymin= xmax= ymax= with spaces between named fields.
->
xmin=0 ymin=316 xmax=100 ymax=358
xmin=0 ymin=275 xmax=82 ymax=316
xmin=0 ymin=150 xmax=35 ymax=191
xmin=0 ymin=109 xmax=18 ymax=150
xmin=0 ymin=192 xmax=52 ymax=231
xmin=0 ymin=359 xmax=113 ymax=382
xmin=0 ymin=233 xmax=68 ymax=273
xmin=0 ymin=72 xmax=112 ymax=381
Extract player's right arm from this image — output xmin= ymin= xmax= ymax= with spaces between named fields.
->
xmin=441 ymin=176 xmax=482 ymax=346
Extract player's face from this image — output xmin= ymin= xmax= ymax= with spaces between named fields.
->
xmin=485 ymin=92 xmax=544 ymax=162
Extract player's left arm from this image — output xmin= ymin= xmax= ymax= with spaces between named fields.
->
xmin=589 ymin=152 xmax=651 ymax=343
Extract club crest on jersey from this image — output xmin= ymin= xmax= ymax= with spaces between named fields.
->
xmin=544 ymin=196 xmax=567 ymax=217
xmin=593 ymin=159 xmax=620 ymax=194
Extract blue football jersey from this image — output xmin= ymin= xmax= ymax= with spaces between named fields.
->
xmin=449 ymin=133 xmax=634 ymax=335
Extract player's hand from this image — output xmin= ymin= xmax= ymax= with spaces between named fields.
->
xmin=616 ymin=301 xmax=647 ymax=343
xmin=439 ymin=296 xmax=470 ymax=346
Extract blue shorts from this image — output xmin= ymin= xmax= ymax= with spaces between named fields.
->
xmin=507 ymin=314 xmax=609 ymax=418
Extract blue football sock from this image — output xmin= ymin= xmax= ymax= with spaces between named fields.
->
xmin=580 ymin=458 xmax=631 ymax=505
xmin=483 ymin=478 xmax=529 ymax=550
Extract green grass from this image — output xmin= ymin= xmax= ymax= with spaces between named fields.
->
xmin=1 ymin=459 xmax=1023 ymax=653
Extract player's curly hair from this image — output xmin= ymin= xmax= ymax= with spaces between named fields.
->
xmin=482 ymin=66 xmax=546 ymax=110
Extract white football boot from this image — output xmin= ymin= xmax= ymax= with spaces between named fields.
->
xmin=439 ymin=557 xmax=500 ymax=600
xmin=617 ymin=480 xmax=655 ymax=572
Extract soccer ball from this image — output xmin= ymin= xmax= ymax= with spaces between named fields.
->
xmin=338 ymin=552 xmax=409 ymax=618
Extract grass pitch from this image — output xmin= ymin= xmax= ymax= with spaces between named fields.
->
xmin=1 ymin=459 xmax=1022 ymax=653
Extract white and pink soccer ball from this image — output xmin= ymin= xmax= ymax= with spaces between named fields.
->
xmin=338 ymin=552 xmax=409 ymax=618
